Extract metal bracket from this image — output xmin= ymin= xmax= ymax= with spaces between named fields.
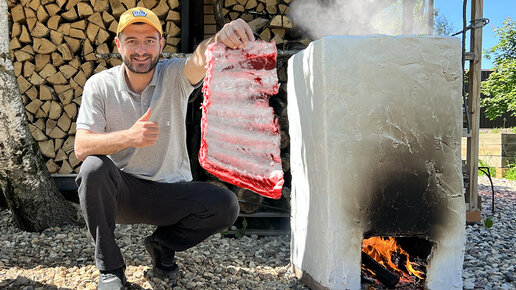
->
xmin=452 ymin=18 xmax=490 ymax=36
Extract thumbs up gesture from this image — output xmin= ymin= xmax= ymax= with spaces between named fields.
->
xmin=126 ymin=108 xmax=160 ymax=148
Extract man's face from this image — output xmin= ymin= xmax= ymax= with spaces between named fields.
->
xmin=116 ymin=23 xmax=164 ymax=74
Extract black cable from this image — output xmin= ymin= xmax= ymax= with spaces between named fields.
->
xmin=478 ymin=167 xmax=495 ymax=214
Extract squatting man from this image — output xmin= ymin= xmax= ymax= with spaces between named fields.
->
xmin=74 ymin=7 xmax=255 ymax=289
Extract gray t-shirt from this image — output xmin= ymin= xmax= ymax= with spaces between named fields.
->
xmin=76 ymin=58 xmax=196 ymax=183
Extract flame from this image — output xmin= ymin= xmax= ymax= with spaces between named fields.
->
xmin=362 ymin=237 xmax=425 ymax=280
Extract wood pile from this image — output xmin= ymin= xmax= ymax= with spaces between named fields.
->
xmin=213 ymin=0 xmax=303 ymax=48
xmin=8 ymin=0 xmax=183 ymax=174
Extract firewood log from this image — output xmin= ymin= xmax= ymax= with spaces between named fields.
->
xmin=39 ymin=139 xmax=55 ymax=158
xmin=50 ymin=30 xmax=64 ymax=46
xmin=168 ymin=0 xmax=179 ymax=9
xmin=58 ymin=89 xmax=74 ymax=105
xmin=39 ymin=63 xmax=57 ymax=79
xmin=58 ymin=160 xmax=73 ymax=174
xmin=26 ymin=86 xmax=38 ymax=101
xmin=11 ymin=5 xmax=26 ymax=23
xmin=25 ymin=7 xmax=37 ymax=19
xmin=45 ymin=4 xmax=61 ymax=17
xmin=29 ymin=72 xmax=45 ymax=86
xmin=95 ymin=0 xmax=109 ymax=12
xmin=19 ymin=26 xmax=32 ymax=43
xmin=65 ymin=0 xmax=81 ymax=10
xmin=62 ymin=136 xmax=75 ymax=154
xmin=86 ymin=23 xmax=100 ymax=43
xmin=26 ymin=99 xmax=43 ymax=114
xmin=23 ymin=61 xmax=35 ymax=78
xmin=29 ymin=124 xmax=48 ymax=141
xmin=152 ymin=0 xmax=169 ymax=17
xmin=17 ymin=76 xmax=32 ymax=94
xmin=39 ymin=85 xmax=53 ymax=101
xmin=47 ymin=71 xmax=67 ymax=85
xmin=361 ymin=251 xmax=400 ymax=288
xmin=55 ymin=149 xmax=67 ymax=162
xmin=46 ymin=159 xmax=60 ymax=173
xmin=69 ymin=151 xmax=81 ymax=168
xmin=88 ymin=12 xmax=106 ymax=30
xmin=77 ymin=2 xmax=94 ymax=18
xmin=33 ymin=37 xmax=56 ymax=54
xmin=62 ymin=8 xmax=78 ymax=22
xmin=63 ymin=103 xmax=77 ymax=119
xmin=31 ymin=22 xmax=50 ymax=38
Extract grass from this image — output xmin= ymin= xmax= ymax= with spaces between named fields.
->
xmin=481 ymin=127 xmax=516 ymax=134
xmin=478 ymin=159 xmax=516 ymax=180
xmin=479 ymin=157 xmax=516 ymax=180
xmin=504 ymin=160 xmax=516 ymax=180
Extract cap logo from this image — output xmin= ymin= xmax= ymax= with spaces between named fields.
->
xmin=132 ymin=10 xmax=147 ymax=17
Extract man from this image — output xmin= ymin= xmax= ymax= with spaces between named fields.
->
xmin=74 ymin=7 xmax=255 ymax=290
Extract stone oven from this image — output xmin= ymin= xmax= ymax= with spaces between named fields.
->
xmin=287 ymin=36 xmax=465 ymax=289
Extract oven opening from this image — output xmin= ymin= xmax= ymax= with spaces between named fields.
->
xmin=361 ymin=236 xmax=434 ymax=289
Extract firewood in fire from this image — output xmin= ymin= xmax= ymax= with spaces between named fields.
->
xmin=362 ymin=236 xmax=426 ymax=281
xmin=361 ymin=251 xmax=400 ymax=289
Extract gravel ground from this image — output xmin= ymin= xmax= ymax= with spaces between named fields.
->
xmin=463 ymin=177 xmax=516 ymax=290
xmin=0 ymin=176 xmax=515 ymax=289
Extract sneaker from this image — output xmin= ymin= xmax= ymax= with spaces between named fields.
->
xmin=98 ymin=266 xmax=127 ymax=290
xmin=144 ymin=236 xmax=179 ymax=281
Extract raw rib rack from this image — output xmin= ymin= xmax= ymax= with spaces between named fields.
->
xmin=199 ymin=41 xmax=283 ymax=199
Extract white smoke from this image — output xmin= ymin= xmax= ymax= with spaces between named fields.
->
xmin=289 ymin=0 xmax=432 ymax=40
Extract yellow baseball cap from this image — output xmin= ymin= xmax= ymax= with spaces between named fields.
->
xmin=117 ymin=7 xmax=163 ymax=37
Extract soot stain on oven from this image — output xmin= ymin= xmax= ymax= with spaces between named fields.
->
xmin=359 ymin=144 xmax=451 ymax=238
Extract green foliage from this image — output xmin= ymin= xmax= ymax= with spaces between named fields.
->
xmin=484 ymin=216 xmax=493 ymax=228
xmin=481 ymin=18 xmax=516 ymax=120
xmin=434 ymin=9 xmax=455 ymax=36
xmin=504 ymin=159 xmax=516 ymax=180
xmin=485 ymin=18 xmax=516 ymax=62
xmin=234 ymin=218 xmax=248 ymax=238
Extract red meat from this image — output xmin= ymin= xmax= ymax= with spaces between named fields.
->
xmin=199 ymin=41 xmax=283 ymax=199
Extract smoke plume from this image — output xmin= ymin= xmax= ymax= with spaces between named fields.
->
xmin=289 ymin=0 xmax=432 ymax=40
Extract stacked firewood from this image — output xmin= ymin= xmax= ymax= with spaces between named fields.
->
xmin=8 ymin=0 xmax=182 ymax=174
xmin=213 ymin=0 xmax=308 ymax=48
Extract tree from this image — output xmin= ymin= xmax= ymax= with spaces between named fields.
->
xmin=0 ymin=0 xmax=81 ymax=231
xmin=433 ymin=9 xmax=456 ymax=36
xmin=481 ymin=18 xmax=516 ymax=120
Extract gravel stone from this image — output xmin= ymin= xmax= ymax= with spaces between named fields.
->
xmin=0 ymin=208 xmax=307 ymax=289
xmin=461 ymin=177 xmax=516 ymax=290
xmin=1 ymin=177 xmax=515 ymax=289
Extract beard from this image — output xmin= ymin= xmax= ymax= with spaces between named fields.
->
xmin=122 ymin=53 xmax=160 ymax=74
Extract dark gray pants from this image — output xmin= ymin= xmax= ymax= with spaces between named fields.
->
xmin=76 ymin=155 xmax=239 ymax=271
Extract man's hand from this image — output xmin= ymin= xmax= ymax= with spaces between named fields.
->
xmin=214 ymin=19 xmax=255 ymax=49
xmin=124 ymin=108 xmax=159 ymax=148
xmin=74 ymin=108 xmax=160 ymax=160
xmin=184 ymin=18 xmax=255 ymax=85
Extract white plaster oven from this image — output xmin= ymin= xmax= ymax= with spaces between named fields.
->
xmin=288 ymin=36 xmax=466 ymax=289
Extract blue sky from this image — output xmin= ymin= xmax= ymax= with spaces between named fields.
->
xmin=435 ymin=0 xmax=516 ymax=69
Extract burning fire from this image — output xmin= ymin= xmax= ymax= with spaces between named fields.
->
xmin=362 ymin=237 xmax=425 ymax=283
